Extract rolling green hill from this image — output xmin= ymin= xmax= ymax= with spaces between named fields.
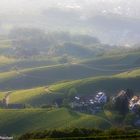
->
xmin=0 ymin=108 xmax=111 ymax=135
xmin=0 ymin=64 xmax=118 ymax=91
xmin=0 ymin=51 xmax=140 ymax=90
xmin=0 ymin=57 xmax=65 ymax=72
xmin=49 ymin=68 xmax=140 ymax=96
xmin=4 ymin=68 xmax=140 ymax=107
xmin=7 ymin=87 xmax=63 ymax=106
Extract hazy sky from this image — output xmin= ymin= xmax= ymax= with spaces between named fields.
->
xmin=0 ymin=0 xmax=140 ymax=17
xmin=0 ymin=0 xmax=140 ymax=45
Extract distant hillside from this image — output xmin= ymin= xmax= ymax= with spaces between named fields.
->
xmin=0 ymin=108 xmax=111 ymax=135
xmin=9 ymin=30 xmax=101 ymax=59
xmin=0 ymin=58 xmax=60 ymax=72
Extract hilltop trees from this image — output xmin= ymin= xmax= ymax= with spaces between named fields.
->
xmin=9 ymin=28 xmax=100 ymax=59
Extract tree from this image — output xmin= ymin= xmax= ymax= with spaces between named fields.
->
xmin=62 ymin=98 xmax=69 ymax=108
xmin=126 ymin=89 xmax=134 ymax=99
xmin=68 ymin=88 xmax=77 ymax=100
xmin=113 ymin=91 xmax=129 ymax=115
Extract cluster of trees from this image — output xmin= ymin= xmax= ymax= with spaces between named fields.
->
xmin=104 ymin=89 xmax=140 ymax=126
xmin=62 ymin=88 xmax=78 ymax=107
xmin=9 ymin=28 xmax=100 ymax=59
xmin=105 ymin=89 xmax=134 ymax=115
xmin=19 ymin=127 xmax=140 ymax=140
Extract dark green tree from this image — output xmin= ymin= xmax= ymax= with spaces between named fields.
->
xmin=68 ymin=88 xmax=77 ymax=100
xmin=113 ymin=91 xmax=129 ymax=115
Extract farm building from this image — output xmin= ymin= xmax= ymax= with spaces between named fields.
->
xmin=70 ymin=92 xmax=107 ymax=114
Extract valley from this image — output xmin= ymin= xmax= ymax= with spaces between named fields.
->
xmin=0 ymin=46 xmax=140 ymax=137
xmin=0 ymin=29 xmax=140 ymax=140
xmin=1 ymin=1 xmax=140 ymax=139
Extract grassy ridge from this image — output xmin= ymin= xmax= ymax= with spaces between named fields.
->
xmin=0 ymin=108 xmax=111 ymax=135
xmin=9 ymin=87 xmax=47 ymax=104
xmin=4 ymin=69 xmax=140 ymax=107
xmin=0 ymin=54 xmax=140 ymax=90
xmin=8 ymin=87 xmax=64 ymax=106
xmin=0 ymin=63 xmax=120 ymax=91
xmin=1 ymin=50 xmax=140 ymax=72
xmin=84 ymin=51 xmax=140 ymax=66
xmin=0 ymin=51 xmax=140 ymax=104
xmin=49 ymin=68 xmax=140 ymax=95
xmin=0 ymin=58 xmax=62 ymax=72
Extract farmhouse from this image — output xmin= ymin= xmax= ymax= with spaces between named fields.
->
xmin=70 ymin=92 xmax=107 ymax=114
xmin=129 ymin=96 xmax=140 ymax=112
xmin=94 ymin=92 xmax=107 ymax=104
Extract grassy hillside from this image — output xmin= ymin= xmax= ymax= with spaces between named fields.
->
xmin=8 ymin=87 xmax=46 ymax=104
xmin=0 ymin=52 xmax=140 ymax=90
xmin=0 ymin=108 xmax=111 ymax=135
xmin=49 ymin=68 xmax=140 ymax=95
xmin=0 ymin=57 xmax=65 ymax=72
xmin=8 ymin=87 xmax=63 ymax=106
xmin=0 ymin=64 xmax=119 ymax=91
xmin=1 ymin=49 xmax=140 ymax=71
xmin=4 ymin=68 xmax=140 ymax=107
